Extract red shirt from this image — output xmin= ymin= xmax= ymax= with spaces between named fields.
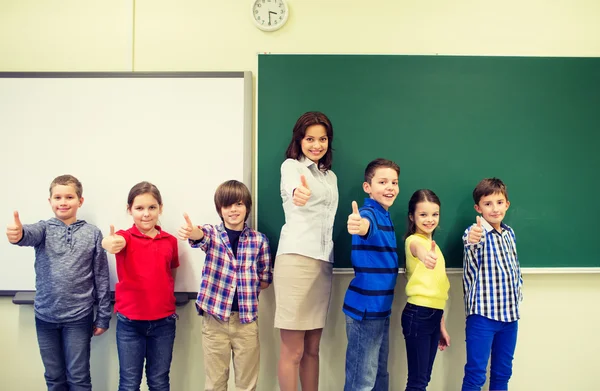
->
xmin=115 ymin=225 xmax=179 ymax=320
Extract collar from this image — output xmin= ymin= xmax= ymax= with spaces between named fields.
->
xmin=48 ymin=218 xmax=85 ymax=227
xmin=130 ymin=224 xmax=163 ymax=238
xmin=480 ymin=217 xmax=508 ymax=234
xmin=217 ymin=222 xmax=249 ymax=235
xmin=363 ymin=198 xmax=389 ymax=215
xmin=298 ymin=155 xmax=316 ymax=169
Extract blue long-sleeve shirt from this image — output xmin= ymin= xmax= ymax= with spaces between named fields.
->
xmin=16 ymin=218 xmax=112 ymax=329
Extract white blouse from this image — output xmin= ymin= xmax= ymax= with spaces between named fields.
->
xmin=276 ymin=156 xmax=339 ymax=263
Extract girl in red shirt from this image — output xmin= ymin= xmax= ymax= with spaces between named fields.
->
xmin=102 ymin=181 xmax=179 ymax=391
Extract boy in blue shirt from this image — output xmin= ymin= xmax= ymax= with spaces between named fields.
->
xmin=343 ymin=158 xmax=400 ymax=391
xmin=462 ymin=178 xmax=523 ymax=391
xmin=6 ymin=175 xmax=111 ymax=391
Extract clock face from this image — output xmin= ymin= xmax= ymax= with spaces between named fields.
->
xmin=252 ymin=0 xmax=289 ymax=32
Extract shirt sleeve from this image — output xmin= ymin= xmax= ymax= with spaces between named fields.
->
xmin=170 ymin=236 xmax=180 ymax=269
xmin=257 ymin=235 xmax=272 ymax=284
xmin=92 ymin=229 xmax=112 ymax=329
xmin=280 ymin=159 xmax=302 ymax=198
xmin=189 ymin=225 xmax=213 ymax=251
xmin=462 ymin=226 xmax=483 ymax=265
xmin=360 ymin=208 xmax=376 ymax=240
xmin=16 ymin=221 xmax=46 ymax=247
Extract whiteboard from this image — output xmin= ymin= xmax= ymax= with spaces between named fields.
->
xmin=0 ymin=72 xmax=252 ymax=293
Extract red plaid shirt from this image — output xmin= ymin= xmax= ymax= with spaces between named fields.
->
xmin=191 ymin=223 xmax=272 ymax=324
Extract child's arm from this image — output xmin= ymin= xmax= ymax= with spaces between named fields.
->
xmin=178 ymin=213 xmax=204 ymax=242
xmin=6 ymin=211 xmax=45 ymax=247
xmin=410 ymin=239 xmax=438 ymax=270
xmin=438 ymin=315 xmax=450 ymax=351
xmin=347 ymin=201 xmax=370 ymax=236
xmin=257 ymin=236 xmax=273 ymax=292
xmin=92 ymin=230 xmax=111 ymax=336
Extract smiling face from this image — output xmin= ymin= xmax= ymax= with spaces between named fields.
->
xmin=300 ymin=124 xmax=328 ymax=164
xmin=411 ymin=201 xmax=440 ymax=239
xmin=363 ymin=167 xmax=399 ymax=210
xmin=221 ymin=201 xmax=247 ymax=231
xmin=475 ymin=191 xmax=510 ymax=231
xmin=48 ymin=184 xmax=83 ymax=225
xmin=128 ymin=193 xmax=162 ymax=235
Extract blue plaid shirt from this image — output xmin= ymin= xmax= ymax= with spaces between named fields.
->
xmin=462 ymin=218 xmax=523 ymax=322
xmin=191 ymin=223 xmax=272 ymax=324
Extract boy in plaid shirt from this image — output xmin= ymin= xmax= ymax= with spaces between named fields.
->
xmin=178 ymin=180 xmax=272 ymax=391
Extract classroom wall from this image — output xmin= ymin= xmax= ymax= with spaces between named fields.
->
xmin=1 ymin=1 xmax=599 ymax=390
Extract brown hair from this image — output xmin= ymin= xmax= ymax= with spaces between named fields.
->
xmin=364 ymin=158 xmax=400 ymax=184
xmin=126 ymin=181 xmax=163 ymax=210
xmin=404 ymin=189 xmax=441 ymax=240
xmin=214 ymin=180 xmax=252 ymax=221
xmin=472 ymin=178 xmax=508 ymax=205
xmin=49 ymin=175 xmax=83 ymax=198
xmin=285 ymin=111 xmax=334 ymax=171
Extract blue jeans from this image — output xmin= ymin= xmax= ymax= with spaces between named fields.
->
xmin=401 ymin=303 xmax=444 ymax=391
xmin=344 ymin=315 xmax=390 ymax=391
xmin=462 ymin=315 xmax=518 ymax=391
xmin=116 ymin=312 xmax=177 ymax=391
xmin=35 ymin=311 xmax=94 ymax=391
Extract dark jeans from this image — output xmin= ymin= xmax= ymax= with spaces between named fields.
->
xmin=116 ymin=312 xmax=177 ymax=391
xmin=401 ymin=303 xmax=444 ymax=391
xmin=344 ymin=315 xmax=390 ymax=391
xmin=35 ymin=311 xmax=94 ymax=391
xmin=462 ymin=315 xmax=518 ymax=391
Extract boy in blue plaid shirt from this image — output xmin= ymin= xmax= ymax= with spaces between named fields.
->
xmin=178 ymin=180 xmax=272 ymax=391
xmin=462 ymin=178 xmax=523 ymax=391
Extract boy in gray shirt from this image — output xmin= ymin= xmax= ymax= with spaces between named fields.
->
xmin=6 ymin=174 xmax=110 ymax=391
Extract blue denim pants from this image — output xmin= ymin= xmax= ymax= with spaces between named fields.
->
xmin=344 ymin=315 xmax=390 ymax=391
xmin=401 ymin=303 xmax=444 ymax=391
xmin=116 ymin=312 xmax=177 ymax=391
xmin=35 ymin=310 xmax=94 ymax=391
xmin=462 ymin=315 xmax=518 ymax=391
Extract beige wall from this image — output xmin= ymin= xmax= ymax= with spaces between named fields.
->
xmin=1 ymin=1 xmax=599 ymax=390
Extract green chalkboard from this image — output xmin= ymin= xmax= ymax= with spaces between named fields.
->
xmin=257 ymin=55 xmax=600 ymax=269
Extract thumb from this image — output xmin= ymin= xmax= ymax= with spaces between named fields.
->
xmin=300 ymin=175 xmax=309 ymax=189
xmin=476 ymin=216 xmax=482 ymax=228
xmin=352 ymin=201 xmax=359 ymax=215
xmin=13 ymin=210 xmax=22 ymax=226
xmin=183 ymin=212 xmax=193 ymax=227
xmin=109 ymin=225 xmax=115 ymax=236
xmin=431 ymin=240 xmax=436 ymax=252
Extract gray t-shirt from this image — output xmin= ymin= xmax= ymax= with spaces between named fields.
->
xmin=16 ymin=218 xmax=111 ymax=329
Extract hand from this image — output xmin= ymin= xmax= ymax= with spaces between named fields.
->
xmin=178 ymin=213 xmax=193 ymax=240
xmin=438 ymin=327 xmax=451 ymax=351
xmin=421 ymin=240 xmax=438 ymax=269
xmin=468 ymin=216 xmax=484 ymax=244
xmin=93 ymin=326 xmax=107 ymax=337
xmin=6 ymin=211 xmax=23 ymax=243
xmin=178 ymin=213 xmax=203 ymax=241
xmin=292 ymin=175 xmax=311 ymax=206
xmin=347 ymin=201 xmax=362 ymax=235
xmin=103 ymin=225 xmax=126 ymax=254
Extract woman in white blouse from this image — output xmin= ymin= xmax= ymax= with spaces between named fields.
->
xmin=274 ymin=111 xmax=339 ymax=391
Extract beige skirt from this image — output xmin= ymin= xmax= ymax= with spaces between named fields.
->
xmin=273 ymin=253 xmax=333 ymax=330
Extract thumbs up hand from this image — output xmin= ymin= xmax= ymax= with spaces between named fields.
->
xmin=6 ymin=211 xmax=23 ymax=243
xmin=292 ymin=175 xmax=311 ymax=207
xmin=347 ymin=201 xmax=363 ymax=235
xmin=421 ymin=240 xmax=438 ymax=269
xmin=468 ymin=216 xmax=484 ymax=244
xmin=102 ymin=225 xmax=126 ymax=254
xmin=178 ymin=213 xmax=204 ymax=241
